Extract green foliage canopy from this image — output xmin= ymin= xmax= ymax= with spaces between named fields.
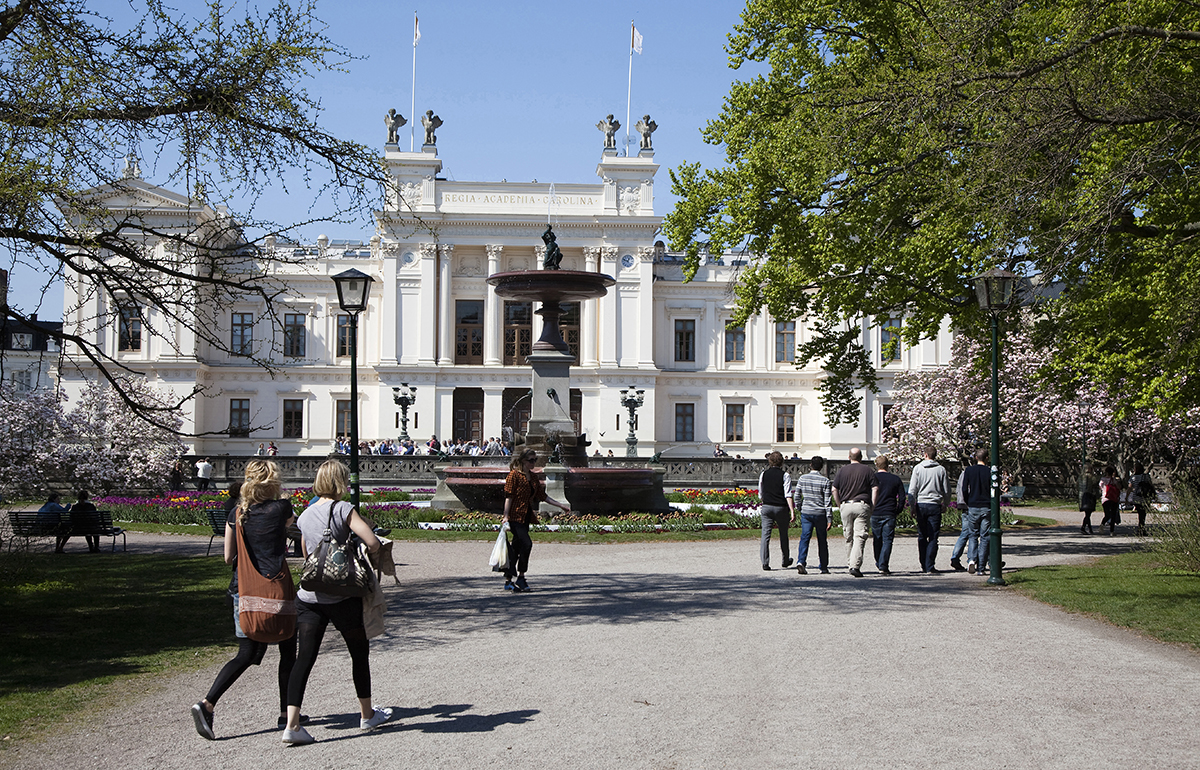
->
xmin=664 ymin=0 xmax=1200 ymax=423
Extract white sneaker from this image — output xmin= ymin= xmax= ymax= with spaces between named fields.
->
xmin=361 ymin=707 xmax=394 ymax=730
xmin=282 ymin=726 xmax=315 ymax=745
xmin=968 ymin=561 xmax=977 ymax=574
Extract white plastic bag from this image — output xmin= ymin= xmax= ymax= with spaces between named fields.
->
xmin=488 ymin=522 xmax=509 ymax=572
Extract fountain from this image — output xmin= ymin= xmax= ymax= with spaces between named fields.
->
xmin=440 ymin=226 xmax=671 ymax=515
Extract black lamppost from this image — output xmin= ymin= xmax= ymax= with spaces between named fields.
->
xmin=620 ymin=385 xmax=645 ymax=458
xmin=332 ymin=268 xmax=374 ymax=511
xmin=392 ymin=382 xmax=416 ymax=442
xmin=974 ymin=267 xmax=1018 ymax=586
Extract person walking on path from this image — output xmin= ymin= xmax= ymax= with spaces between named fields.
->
xmin=793 ymin=456 xmax=833 ymax=575
xmin=831 ymin=448 xmax=877 ymax=578
xmin=283 ymin=460 xmax=393 ymax=745
xmin=1079 ymin=463 xmax=1100 ymax=535
xmin=870 ymin=456 xmax=905 ymax=575
xmin=191 ymin=460 xmax=299 ymax=741
xmin=758 ymin=451 xmax=795 ymax=570
xmin=909 ymin=446 xmax=950 ymax=573
xmin=1099 ymin=465 xmax=1122 ymax=535
xmin=1127 ymin=463 xmax=1155 ymax=536
xmin=501 ymin=449 xmax=570 ymax=593
xmin=955 ymin=448 xmax=992 ymax=574
xmin=196 ymin=457 xmax=214 ymax=492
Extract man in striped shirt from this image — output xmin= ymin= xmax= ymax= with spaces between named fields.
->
xmin=792 ymin=456 xmax=833 ymax=575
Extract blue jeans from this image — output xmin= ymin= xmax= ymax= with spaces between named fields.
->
xmin=952 ymin=506 xmax=989 ymax=564
xmin=797 ymin=513 xmax=829 ymax=569
xmin=871 ymin=515 xmax=896 ymax=570
xmin=973 ymin=507 xmax=993 ymax=568
xmin=915 ymin=504 xmax=942 ymax=571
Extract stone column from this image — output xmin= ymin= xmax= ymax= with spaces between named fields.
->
xmin=581 ymin=246 xmax=600 ymax=367
xmin=418 ymin=243 xmax=438 ymax=365
xmin=598 ymin=246 xmax=618 ymax=366
xmin=638 ymin=246 xmax=655 ymax=367
xmin=483 ymin=385 xmax=504 ymax=441
xmin=380 ymin=239 xmax=399 ymax=365
xmin=437 ymin=244 xmax=454 ymax=366
xmin=484 ymin=245 xmax=503 ymax=366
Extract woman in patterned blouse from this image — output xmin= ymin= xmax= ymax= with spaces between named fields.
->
xmin=502 ymin=449 xmax=569 ymax=592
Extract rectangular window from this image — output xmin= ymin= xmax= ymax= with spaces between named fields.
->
xmin=880 ymin=316 xmax=902 ymax=361
xmin=776 ymin=404 xmax=796 ymax=442
xmin=724 ymin=325 xmax=745 ymax=362
xmin=10 ymin=370 xmax=32 ymax=393
xmin=11 ymin=332 xmax=32 ymax=350
xmin=503 ymin=301 xmax=533 ymax=365
xmin=229 ymin=398 xmax=250 ymax=437
xmin=455 ymin=300 xmax=484 ymax=365
xmin=231 ymin=312 xmax=253 ymax=356
xmin=561 ymin=302 xmax=580 ymax=364
xmin=118 ymin=305 xmax=142 ymax=351
xmin=775 ymin=321 xmax=796 ymax=363
xmin=283 ymin=399 xmax=304 ymax=438
xmin=336 ymin=315 xmax=352 ymax=357
xmin=675 ymin=403 xmax=695 ymax=442
xmin=283 ymin=313 xmax=306 ymax=357
xmin=335 ymin=399 xmax=352 ymax=438
xmin=725 ymin=403 xmax=745 ymax=442
xmin=674 ymin=319 xmax=696 ymax=362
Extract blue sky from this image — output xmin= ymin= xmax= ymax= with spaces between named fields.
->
xmin=9 ymin=0 xmax=760 ymax=319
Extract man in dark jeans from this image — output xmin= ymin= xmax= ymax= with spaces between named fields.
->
xmin=908 ymin=446 xmax=950 ymax=573
xmin=871 ymin=456 xmax=906 ymax=575
xmin=959 ymin=448 xmax=993 ymax=574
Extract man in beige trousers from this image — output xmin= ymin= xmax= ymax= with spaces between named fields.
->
xmin=831 ymin=448 xmax=878 ymax=577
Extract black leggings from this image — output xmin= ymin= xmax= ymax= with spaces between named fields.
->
xmin=287 ymin=598 xmax=371 ymax=708
xmin=206 ymin=634 xmax=297 ymax=713
xmin=505 ymin=523 xmax=532 ymax=578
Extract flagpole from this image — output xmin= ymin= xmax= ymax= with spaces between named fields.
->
xmin=411 ymin=12 xmax=418 ymax=151
xmin=626 ymin=20 xmax=634 ymax=156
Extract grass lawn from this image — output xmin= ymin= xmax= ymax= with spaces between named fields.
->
xmin=0 ymin=552 xmax=236 ymax=746
xmin=1007 ymin=550 xmax=1200 ymax=651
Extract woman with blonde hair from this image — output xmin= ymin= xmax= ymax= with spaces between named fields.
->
xmin=501 ymin=449 xmax=569 ymax=592
xmin=192 ymin=460 xmax=299 ymax=740
xmin=282 ymin=460 xmax=392 ymax=745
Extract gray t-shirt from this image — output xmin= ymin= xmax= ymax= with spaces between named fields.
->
xmin=296 ymin=498 xmax=356 ymax=604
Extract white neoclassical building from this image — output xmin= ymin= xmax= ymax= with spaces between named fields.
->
xmin=55 ymin=133 xmax=955 ymax=458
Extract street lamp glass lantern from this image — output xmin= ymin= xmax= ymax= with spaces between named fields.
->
xmin=973 ymin=268 xmax=1018 ymax=311
xmin=332 ymin=268 xmax=374 ymax=313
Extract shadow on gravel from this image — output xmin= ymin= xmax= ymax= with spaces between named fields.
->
xmin=1002 ymin=526 xmax=1142 ymax=559
xmin=373 ymin=569 xmax=991 ymax=652
xmin=298 ymin=704 xmax=539 ymax=741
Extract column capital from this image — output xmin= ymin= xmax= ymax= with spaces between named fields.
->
xmin=486 ymin=244 xmax=505 ymax=260
xmin=419 ymin=242 xmax=437 ymax=259
xmin=437 ymin=243 xmax=455 ymax=258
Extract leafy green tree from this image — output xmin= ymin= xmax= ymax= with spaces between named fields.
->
xmin=0 ymin=0 xmax=382 ymax=425
xmin=665 ymin=0 xmax=1200 ymax=423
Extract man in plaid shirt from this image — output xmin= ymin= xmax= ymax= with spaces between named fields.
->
xmin=792 ymin=456 xmax=833 ymax=574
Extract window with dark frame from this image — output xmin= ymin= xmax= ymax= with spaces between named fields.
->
xmin=335 ymin=399 xmax=351 ymax=437
xmin=282 ymin=399 xmax=304 ymax=438
xmin=725 ymin=403 xmax=745 ymax=442
xmin=503 ymin=301 xmax=533 ymax=365
xmin=881 ymin=316 xmax=903 ymax=361
xmin=229 ymin=398 xmax=251 ymax=437
xmin=724 ymin=324 xmax=745 ymax=362
xmin=231 ymin=312 xmax=253 ymax=356
xmin=455 ymin=300 xmax=484 ymax=365
xmin=283 ymin=313 xmax=306 ymax=357
xmin=775 ymin=321 xmax=796 ymax=363
xmin=776 ymin=404 xmax=796 ymax=442
xmin=336 ymin=315 xmax=352 ymax=357
xmin=118 ymin=305 xmax=142 ymax=351
xmin=560 ymin=302 xmax=580 ymax=364
xmin=675 ymin=402 xmax=695 ymax=442
xmin=674 ymin=319 xmax=696 ymax=362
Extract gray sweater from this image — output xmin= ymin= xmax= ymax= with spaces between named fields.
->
xmin=908 ymin=459 xmax=950 ymax=506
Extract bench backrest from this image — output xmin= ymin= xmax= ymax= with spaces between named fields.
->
xmin=206 ymin=507 xmax=229 ymax=535
xmin=68 ymin=510 xmax=115 ymax=533
xmin=8 ymin=511 xmax=68 ymax=535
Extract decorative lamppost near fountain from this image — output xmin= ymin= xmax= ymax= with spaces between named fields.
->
xmin=392 ymin=382 xmax=416 ymax=442
xmin=621 ymin=385 xmax=645 ymax=457
xmin=332 ymin=268 xmax=373 ymax=511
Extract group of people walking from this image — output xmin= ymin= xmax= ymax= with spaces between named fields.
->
xmin=191 ymin=459 xmax=392 ymax=746
xmin=758 ymin=446 xmax=999 ymax=577
xmin=1078 ymin=462 xmax=1156 ymax=536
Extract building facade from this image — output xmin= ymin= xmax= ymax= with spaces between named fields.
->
xmin=55 ymin=136 xmax=954 ymax=457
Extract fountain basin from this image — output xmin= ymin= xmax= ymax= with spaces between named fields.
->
xmin=487 ymin=270 xmax=615 ymax=303
xmin=442 ymin=465 xmax=671 ymax=515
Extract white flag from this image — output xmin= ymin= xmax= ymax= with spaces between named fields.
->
xmin=631 ymin=24 xmax=643 ymax=54
xmin=413 ymin=15 xmax=421 ymax=47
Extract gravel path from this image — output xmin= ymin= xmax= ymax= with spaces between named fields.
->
xmin=8 ymin=509 xmax=1199 ymax=769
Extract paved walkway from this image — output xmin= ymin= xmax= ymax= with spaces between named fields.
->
xmin=10 ymin=509 xmax=1200 ymax=769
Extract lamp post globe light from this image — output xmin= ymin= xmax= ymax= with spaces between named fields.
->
xmin=392 ymin=382 xmax=416 ymax=442
xmin=973 ymin=267 xmax=1018 ymax=586
xmin=332 ymin=268 xmax=374 ymax=511
xmin=620 ymin=385 xmax=645 ymax=458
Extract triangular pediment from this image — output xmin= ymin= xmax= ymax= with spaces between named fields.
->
xmin=72 ymin=178 xmax=204 ymax=215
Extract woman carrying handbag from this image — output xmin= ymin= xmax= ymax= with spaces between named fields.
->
xmin=501 ymin=449 xmax=569 ymax=593
xmin=191 ymin=460 xmax=301 ymax=740
xmin=282 ymin=460 xmax=393 ymax=745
